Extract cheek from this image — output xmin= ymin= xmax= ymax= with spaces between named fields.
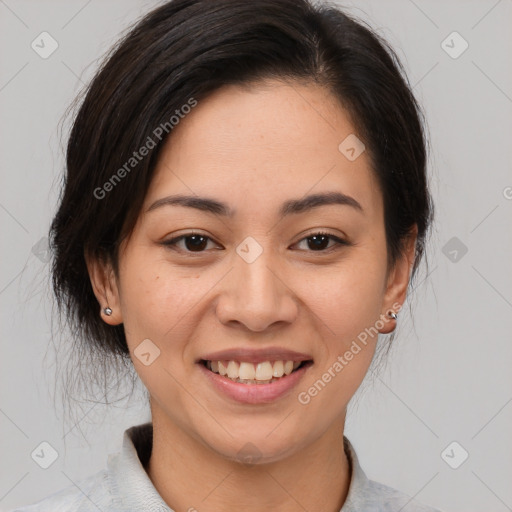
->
xmin=297 ymin=253 xmax=387 ymax=339
xmin=117 ymin=253 xmax=203 ymax=405
xmin=117 ymin=252 xmax=201 ymax=347
xmin=293 ymin=245 xmax=387 ymax=406
xmin=295 ymin=258 xmax=386 ymax=418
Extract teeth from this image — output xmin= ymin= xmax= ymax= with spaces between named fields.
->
xmin=239 ymin=362 xmax=256 ymax=380
xmin=272 ymin=360 xmax=284 ymax=377
xmin=206 ymin=359 xmax=305 ymax=382
xmin=255 ymin=361 xmax=273 ymax=380
xmin=227 ymin=361 xmax=239 ymax=379
xmin=218 ymin=361 xmax=228 ymax=376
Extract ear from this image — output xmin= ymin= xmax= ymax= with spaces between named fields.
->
xmin=378 ymin=224 xmax=418 ymax=334
xmin=85 ymin=250 xmax=123 ymax=325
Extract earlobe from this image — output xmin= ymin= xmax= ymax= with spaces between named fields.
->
xmin=378 ymin=225 xmax=418 ymax=334
xmin=85 ymin=250 xmax=123 ymax=325
xmin=378 ymin=308 xmax=399 ymax=335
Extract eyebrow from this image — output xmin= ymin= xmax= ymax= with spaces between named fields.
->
xmin=146 ymin=191 xmax=363 ymax=218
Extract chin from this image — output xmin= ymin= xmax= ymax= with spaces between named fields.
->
xmin=198 ymin=426 xmax=310 ymax=467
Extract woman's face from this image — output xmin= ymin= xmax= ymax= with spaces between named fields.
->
xmin=92 ymin=79 xmax=414 ymax=462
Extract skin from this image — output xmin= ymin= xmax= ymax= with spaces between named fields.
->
xmin=87 ymin=79 xmax=417 ymax=512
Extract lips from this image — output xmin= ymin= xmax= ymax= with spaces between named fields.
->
xmin=197 ymin=347 xmax=313 ymax=364
xmin=196 ymin=346 xmax=314 ymax=404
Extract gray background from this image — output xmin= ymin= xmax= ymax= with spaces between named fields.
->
xmin=1 ymin=1 xmax=511 ymax=511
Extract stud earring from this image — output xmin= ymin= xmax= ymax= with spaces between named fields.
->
xmin=104 ymin=307 xmax=112 ymax=316
xmin=387 ymin=310 xmax=398 ymax=320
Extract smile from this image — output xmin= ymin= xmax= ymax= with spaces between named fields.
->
xmin=198 ymin=358 xmax=314 ymax=404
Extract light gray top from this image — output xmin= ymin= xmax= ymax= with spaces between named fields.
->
xmin=11 ymin=422 xmax=443 ymax=512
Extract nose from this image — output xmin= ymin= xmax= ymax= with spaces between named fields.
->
xmin=215 ymin=248 xmax=298 ymax=332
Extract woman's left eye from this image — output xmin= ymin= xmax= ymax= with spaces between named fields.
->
xmin=294 ymin=232 xmax=349 ymax=252
xmin=161 ymin=231 xmax=349 ymax=254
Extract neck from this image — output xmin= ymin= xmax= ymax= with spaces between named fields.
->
xmin=145 ymin=408 xmax=351 ymax=512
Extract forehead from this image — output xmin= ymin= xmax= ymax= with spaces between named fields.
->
xmin=144 ymin=80 xmax=382 ymax=221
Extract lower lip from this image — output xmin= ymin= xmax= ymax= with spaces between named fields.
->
xmin=197 ymin=361 xmax=312 ymax=404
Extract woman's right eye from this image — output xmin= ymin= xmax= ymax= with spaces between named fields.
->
xmin=162 ymin=233 xmax=218 ymax=253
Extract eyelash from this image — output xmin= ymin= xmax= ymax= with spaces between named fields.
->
xmin=161 ymin=230 xmax=350 ymax=255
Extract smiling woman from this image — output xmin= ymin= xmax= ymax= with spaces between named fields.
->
xmin=12 ymin=0 xmax=441 ymax=511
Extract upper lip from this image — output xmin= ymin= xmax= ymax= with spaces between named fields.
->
xmin=198 ymin=347 xmax=313 ymax=364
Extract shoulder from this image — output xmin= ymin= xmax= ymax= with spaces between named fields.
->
xmin=9 ymin=422 xmax=158 ymax=512
xmin=342 ymin=436 xmax=443 ymax=512
xmin=358 ymin=477 xmax=443 ymax=512
xmin=8 ymin=468 xmax=117 ymax=512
